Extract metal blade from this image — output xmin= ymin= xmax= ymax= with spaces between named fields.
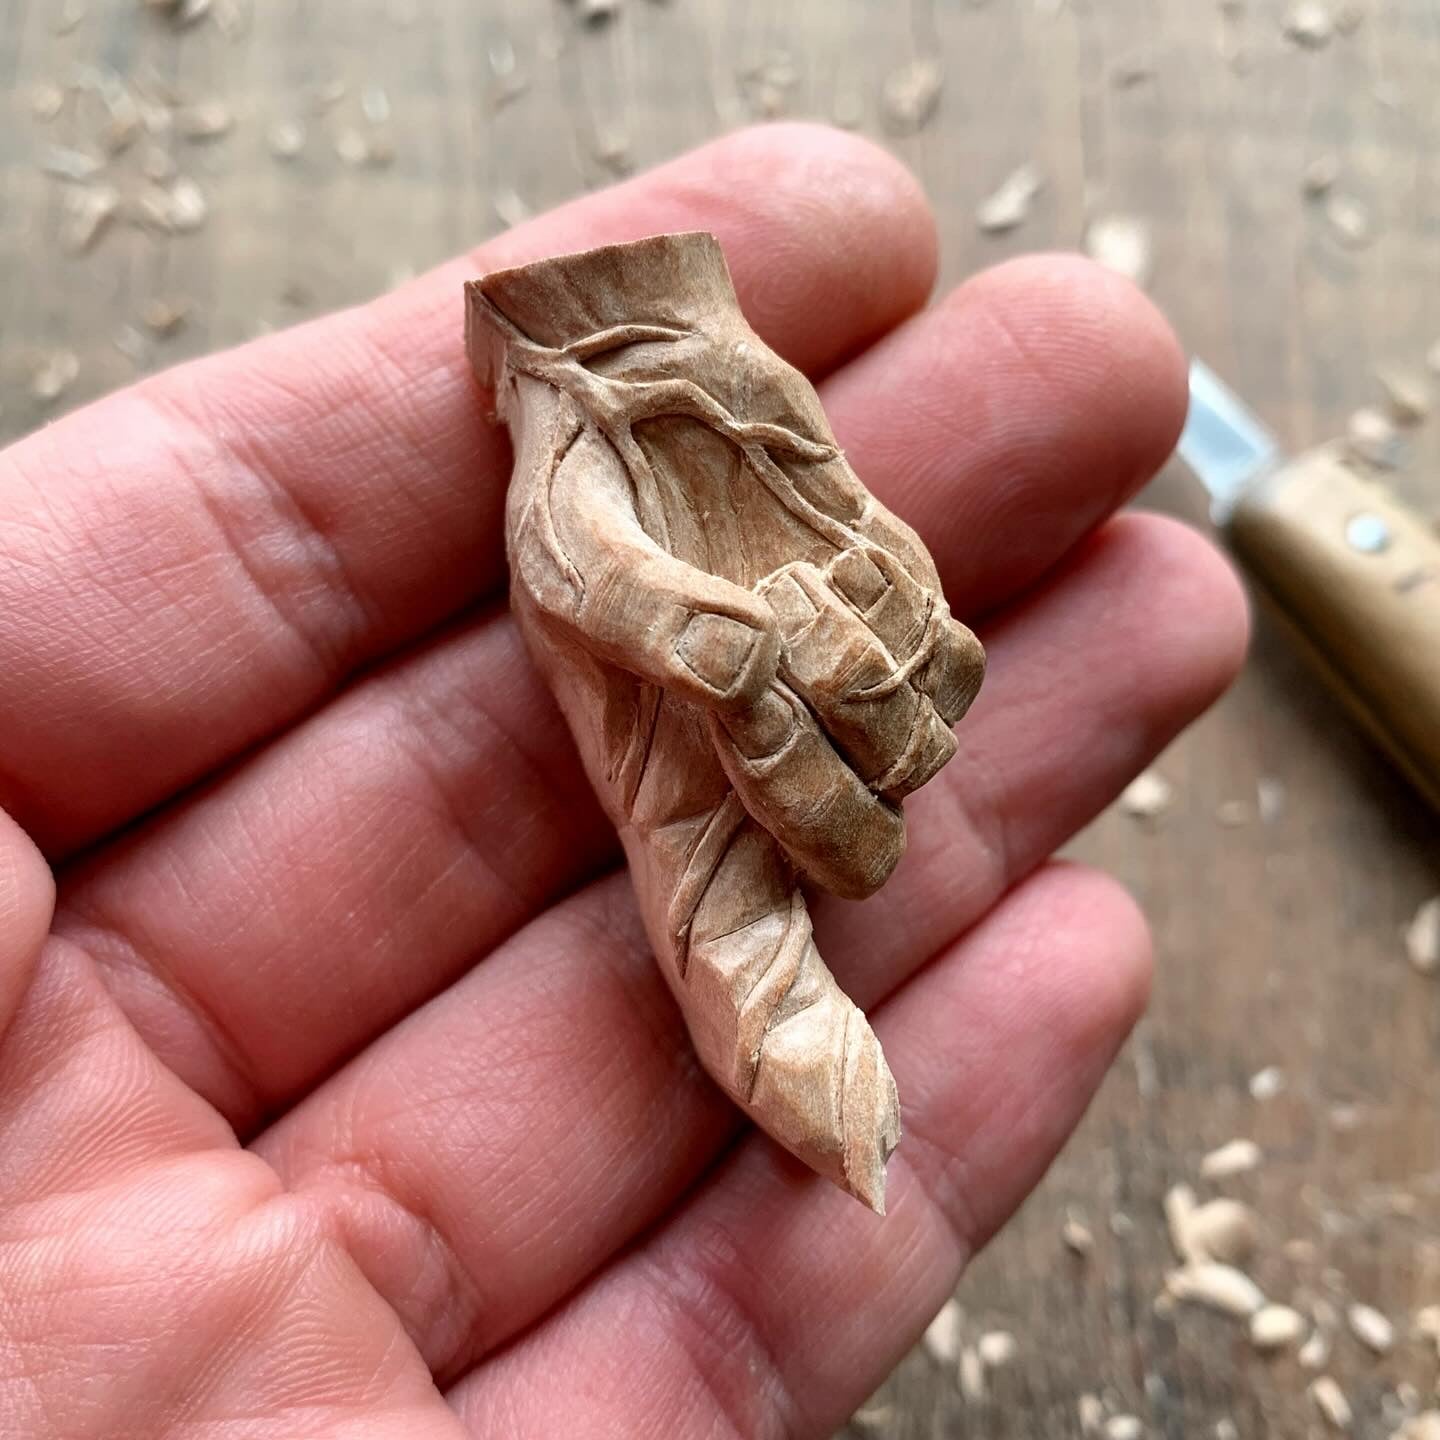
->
xmin=1178 ymin=359 xmax=1282 ymax=523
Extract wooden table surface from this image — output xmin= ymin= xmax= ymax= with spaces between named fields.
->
xmin=2 ymin=2 xmax=1437 ymax=1436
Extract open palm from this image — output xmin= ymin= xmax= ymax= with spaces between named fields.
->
xmin=0 ymin=125 xmax=1245 ymax=1440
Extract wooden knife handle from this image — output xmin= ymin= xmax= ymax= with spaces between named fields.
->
xmin=1226 ymin=443 xmax=1440 ymax=810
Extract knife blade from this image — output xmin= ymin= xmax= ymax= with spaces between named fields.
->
xmin=1179 ymin=360 xmax=1440 ymax=811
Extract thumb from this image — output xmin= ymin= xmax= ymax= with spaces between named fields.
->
xmin=0 ymin=809 xmax=54 ymax=1040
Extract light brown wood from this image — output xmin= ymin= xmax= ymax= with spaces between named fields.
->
xmin=1228 ymin=445 xmax=1440 ymax=810
xmin=466 ymin=232 xmax=984 ymax=1212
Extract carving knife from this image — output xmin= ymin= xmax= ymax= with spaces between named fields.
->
xmin=1178 ymin=360 xmax=1440 ymax=810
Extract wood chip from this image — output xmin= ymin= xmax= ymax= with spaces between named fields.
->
xmin=41 ymin=146 xmax=105 ymax=183
xmin=1325 ymin=193 xmax=1373 ymax=248
xmin=267 ymin=120 xmax=306 ymax=160
xmin=1184 ymin=1200 xmax=1259 ymax=1266
xmin=977 ymin=1331 xmax=1018 ymax=1368
xmin=882 ymin=58 xmax=942 ymax=135
xmin=1347 ymin=406 xmax=1402 ymax=469
xmin=1249 ymin=1066 xmax=1285 ymax=1100
xmin=141 ymin=297 xmax=191 ymax=336
xmin=1393 ymin=1414 xmax=1440 ymax=1440
xmin=1120 ymin=769 xmax=1174 ymax=822
xmin=167 ymin=176 xmax=209 ymax=232
xmin=1084 ymin=215 xmax=1153 ymax=287
xmin=1105 ymin=1418 xmax=1144 ymax=1440
xmin=1063 ymin=1215 xmax=1096 ymax=1257
xmin=1164 ymin=1183 xmax=1199 ymax=1262
xmin=1257 ymin=777 xmax=1286 ymax=823
xmin=1250 ymin=1303 xmax=1308 ymax=1351
xmin=1377 ymin=369 xmax=1431 ymax=425
xmin=1201 ymin=1138 xmax=1263 ymax=1178
xmin=176 ymin=100 xmax=234 ymax=141
xmin=1300 ymin=1325 xmax=1331 ymax=1369
xmin=1080 ymin=1394 xmax=1107 ymax=1436
xmin=31 ymin=82 xmax=66 ymax=121
xmin=1310 ymin=1376 xmax=1353 ymax=1432
xmin=1284 ymin=2 xmax=1334 ymax=47
xmin=60 ymin=183 xmax=120 ymax=254
xmin=922 ymin=1297 xmax=964 ymax=1363
xmin=1348 ymin=1302 xmax=1395 ymax=1353
xmin=1165 ymin=1263 xmax=1266 ymax=1317
xmin=31 ymin=350 xmax=80 ymax=402
xmin=978 ymin=163 xmax=1041 ymax=234
xmin=959 ymin=1344 xmax=986 ymax=1402
xmin=1303 ymin=154 xmax=1341 ymax=197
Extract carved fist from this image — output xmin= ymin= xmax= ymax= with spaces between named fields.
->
xmin=468 ymin=231 xmax=984 ymax=1210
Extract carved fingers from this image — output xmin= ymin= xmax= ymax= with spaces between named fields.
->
xmin=709 ymin=686 xmax=906 ymax=901
xmin=512 ymin=419 xmax=781 ymax=712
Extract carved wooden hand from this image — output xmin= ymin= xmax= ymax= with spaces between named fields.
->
xmin=466 ymin=232 xmax=984 ymax=1211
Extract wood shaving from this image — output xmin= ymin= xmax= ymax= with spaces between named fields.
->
xmin=1201 ymin=1138 xmax=1262 ymax=1178
xmin=60 ymin=184 xmax=120 ymax=254
xmin=881 ymin=59 xmax=943 ymax=136
xmin=1250 ymin=1303 xmax=1308 ymax=1350
xmin=41 ymin=146 xmax=105 ymax=183
xmin=1310 ymin=1376 xmax=1353 ymax=1432
xmin=1393 ymin=1414 xmax=1440 ymax=1440
xmin=1164 ymin=1183 xmax=1198 ymax=1261
xmin=1283 ymin=2 xmax=1334 ymax=47
xmin=922 ymin=1297 xmax=964 ymax=1363
xmin=1183 ymin=1200 xmax=1259 ymax=1266
xmin=1120 ymin=769 xmax=1174 ymax=821
xmin=1249 ymin=1065 xmax=1285 ymax=1100
xmin=267 ymin=121 xmax=306 ymax=160
xmin=1347 ymin=1302 xmax=1395 ymax=1353
xmin=31 ymin=82 xmax=66 ymax=121
xmin=493 ymin=186 xmax=530 ymax=227
xmin=1079 ymin=1395 xmax=1107 ymax=1436
xmin=1063 ymin=1215 xmax=1096 ymax=1257
xmin=977 ymin=1330 xmax=1018 ymax=1368
xmin=1303 ymin=155 xmax=1341 ymax=197
xmin=1300 ymin=1326 xmax=1331 ymax=1369
xmin=1084 ymin=215 xmax=1153 ymax=287
xmin=1347 ymin=406 xmax=1401 ymax=469
xmin=31 ymin=350 xmax=80 ymax=402
xmin=176 ymin=101 xmax=234 ymax=141
xmin=959 ymin=1344 xmax=986 ymax=1402
xmin=141 ymin=297 xmax=191 ymax=336
xmin=167 ymin=177 xmax=209 ymax=232
xmin=1325 ymin=193 xmax=1373 ymax=248
xmin=1257 ymin=777 xmax=1286 ymax=823
xmin=1165 ymin=1263 xmax=1266 ymax=1317
xmin=978 ymin=164 xmax=1041 ymax=234
xmin=1377 ymin=369 xmax=1431 ymax=426
xmin=1104 ymin=1418 xmax=1144 ymax=1440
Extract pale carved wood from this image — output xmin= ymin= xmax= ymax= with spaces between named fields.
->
xmin=465 ymin=232 xmax=984 ymax=1211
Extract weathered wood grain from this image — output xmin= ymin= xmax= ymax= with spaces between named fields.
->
xmin=1 ymin=2 xmax=1436 ymax=1436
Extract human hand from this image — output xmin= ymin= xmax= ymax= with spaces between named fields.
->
xmin=0 ymin=125 xmax=1246 ymax=1438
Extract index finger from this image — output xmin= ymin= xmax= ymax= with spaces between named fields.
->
xmin=0 ymin=123 xmax=937 ymax=856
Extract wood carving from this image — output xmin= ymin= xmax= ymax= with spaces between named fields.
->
xmin=465 ymin=232 xmax=984 ymax=1212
